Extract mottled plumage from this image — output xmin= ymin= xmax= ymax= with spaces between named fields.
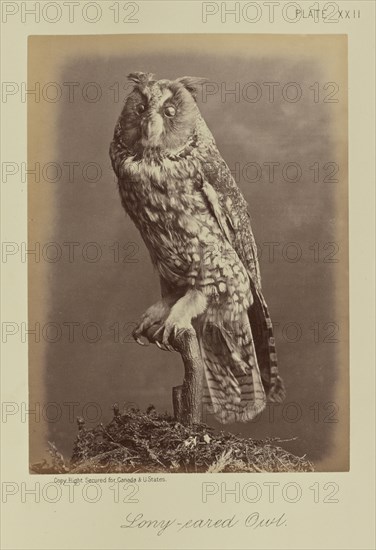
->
xmin=110 ymin=72 xmax=285 ymax=423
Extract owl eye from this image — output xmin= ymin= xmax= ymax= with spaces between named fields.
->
xmin=164 ymin=105 xmax=176 ymax=118
xmin=136 ymin=104 xmax=146 ymax=115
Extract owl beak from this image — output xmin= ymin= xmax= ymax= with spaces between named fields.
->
xmin=142 ymin=115 xmax=163 ymax=146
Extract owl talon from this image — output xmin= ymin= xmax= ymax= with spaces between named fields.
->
xmin=156 ymin=341 xmax=174 ymax=352
xmin=162 ymin=326 xmax=173 ymax=348
xmin=135 ymin=335 xmax=145 ymax=346
xmin=153 ymin=326 xmax=164 ymax=339
xmin=132 ymin=324 xmax=143 ymax=344
xmin=162 ymin=321 xmax=190 ymax=348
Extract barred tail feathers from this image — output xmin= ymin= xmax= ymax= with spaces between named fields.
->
xmin=199 ymin=310 xmax=266 ymax=424
xmin=249 ymin=286 xmax=286 ymax=404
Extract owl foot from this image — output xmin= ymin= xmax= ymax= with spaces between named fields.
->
xmin=132 ymin=290 xmax=207 ymax=352
xmin=132 ymin=300 xmax=171 ymax=347
xmin=132 ymin=306 xmax=195 ymax=352
xmin=162 ymin=316 xmax=194 ymax=349
xmin=159 ymin=290 xmax=207 ymax=349
xmin=150 ymin=315 xmax=194 ymax=352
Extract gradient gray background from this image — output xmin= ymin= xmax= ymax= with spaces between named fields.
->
xmin=28 ymin=35 xmax=348 ymax=470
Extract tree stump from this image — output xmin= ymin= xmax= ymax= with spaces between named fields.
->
xmin=171 ymin=327 xmax=203 ymax=425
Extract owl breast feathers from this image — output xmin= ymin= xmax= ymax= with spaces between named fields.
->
xmin=110 ymin=72 xmax=285 ymax=423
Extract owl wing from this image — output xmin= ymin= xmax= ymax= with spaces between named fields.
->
xmin=198 ymin=142 xmax=286 ymax=411
xmin=199 ymin=142 xmax=262 ymax=290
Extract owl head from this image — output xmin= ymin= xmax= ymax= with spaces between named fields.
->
xmin=118 ymin=72 xmax=208 ymax=154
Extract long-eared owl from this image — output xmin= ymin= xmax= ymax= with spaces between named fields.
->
xmin=110 ymin=72 xmax=285 ymax=423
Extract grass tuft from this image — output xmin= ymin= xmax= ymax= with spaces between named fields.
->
xmin=31 ymin=406 xmax=314 ymax=474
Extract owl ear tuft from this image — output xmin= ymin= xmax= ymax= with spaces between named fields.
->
xmin=175 ymin=76 xmax=209 ymax=100
xmin=127 ymin=72 xmax=155 ymax=87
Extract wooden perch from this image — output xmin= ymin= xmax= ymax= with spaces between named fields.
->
xmin=171 ymin=327 xmax=203 ymax=425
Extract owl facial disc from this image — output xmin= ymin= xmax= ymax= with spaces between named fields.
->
xmin=119 ymin=73 xmax=208 ymax=155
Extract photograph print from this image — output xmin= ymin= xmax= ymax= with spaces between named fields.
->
xmin=28 ymin=34 xmax=348 ymax=474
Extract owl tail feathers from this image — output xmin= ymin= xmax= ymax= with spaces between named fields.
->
xmin=248 ymin=286 xmax=286 ymax=405
xmin=198 ymin=315 xmax=267 ymax=424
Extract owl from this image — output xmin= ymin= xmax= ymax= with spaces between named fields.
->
xmin=110 ymin=72 xmax=285 ymax=423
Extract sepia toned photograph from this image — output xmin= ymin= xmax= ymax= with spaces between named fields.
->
xmin=27 ymin=34 xmax=348 ymax=474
